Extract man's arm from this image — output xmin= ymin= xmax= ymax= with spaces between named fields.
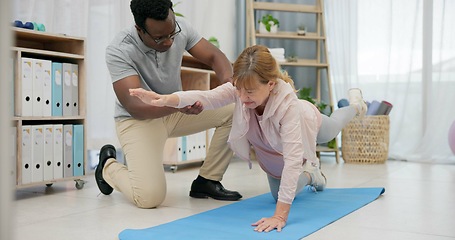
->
xmin=113 ymin=75 xmax=179 ymax=120
xmin=187 ymin=38 xmax=233 ymax=84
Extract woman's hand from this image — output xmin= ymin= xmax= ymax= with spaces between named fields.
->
xmin=251 ymin=215 xmax=286 ymax=232
xmin=129 ymin=88 xmax=169 ymax=107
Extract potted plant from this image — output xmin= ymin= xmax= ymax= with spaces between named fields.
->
xmin=286 ymin=55 xmax=298 ymax=62
xmin=208 ymin=36 xmax=220 ymax=48
xmin=297 ymin=24 xmax=306 ymax=36
xmin=258 ymin=14 xmax=279 ymax=33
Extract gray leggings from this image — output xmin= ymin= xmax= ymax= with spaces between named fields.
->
xmin=316 ymin=105 xmax=357 ymax=144
xmin=267 ymin=174 xmax=311 ymax=202
xmin=267 ymin=105 xmax=357 ymax=201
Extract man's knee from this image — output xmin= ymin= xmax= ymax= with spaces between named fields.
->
xmin=132 ymin=187 xmax=166 ymax=209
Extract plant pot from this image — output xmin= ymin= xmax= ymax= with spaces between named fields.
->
xmin=259 ymin=22 xmax=278 ymax=34
xmin=297 ymin=29 xmax=306 ymax=36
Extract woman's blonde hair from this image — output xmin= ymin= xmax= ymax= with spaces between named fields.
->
xmin=232 ymin=45 xmax=295 ymax=91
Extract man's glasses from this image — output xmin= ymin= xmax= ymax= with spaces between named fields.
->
xmin=143 ymin=21 xmax=181 ymax=45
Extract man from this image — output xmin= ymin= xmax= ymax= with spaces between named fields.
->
xmin=97 ymin=0 xmax=241 ymax=208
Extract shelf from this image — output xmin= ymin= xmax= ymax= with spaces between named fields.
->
xmin=13 ymin=116 xmax=85 ymax=121
xmin=253 ymin=2 xmax=321 ymax=13
xmin=279 ymin=59 xmax=328 ymax=68
xmin=14 ymin=27 xmax=85 ymax=42
xmin=255 ymin=31 xmax=325 ymax=40
xmin=13 ymin=27 xmax=88 ymax=188
xmin=13 ymin=27 xmax=85 ymax=56
xmin=162 ymin=63 xmax=219 ymax=171
xmin=12 ymin=47 xmax=84 ymax=60
xmin=316 ymin=145 xmax=338 ymax=152
xmin=15 ymin=176 xmax=85 ymax=189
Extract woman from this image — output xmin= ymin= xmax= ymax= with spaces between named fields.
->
xmin=130 ymin=45 xmax=367 ymax=232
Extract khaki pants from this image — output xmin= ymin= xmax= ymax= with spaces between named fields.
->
xmin=103 ymin=104 xmax=234 ymax=208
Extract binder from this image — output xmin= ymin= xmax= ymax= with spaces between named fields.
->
xmin=187 ymin=134 xmax=196 ymax=160
xmin=11 ymin=127 xmax=17 ymax=182
xmin=31 ymin=125 xmax=44 ymax=182
xmin=63 ymin=124 xmax=73 ymax=177
xmin=72 ymin=124 xmax=84 ymax=176
xmin=62 ymin=63 xmax=72 ymax=116
xmin=180 ymin=136 xmax=187 ymax=161
xmin=21 ymin=125 xmax=32 ymax=184
xmin=21 ymin=58 xmax=34 ymax=116
xmin=163 ymin=136 xmax=189 ymax=163
xmin=71 ymin=64 xmax=79 ymax=116
xmin=10 ymin=57 xmax=15 ymax=116
xmin=32 ymin=59 xmax=44 ymax=116
xmin=51 ymin=62 xmax=63 ymax=116
xmin=41 ymin=60 xmax=52 ymax=116
xmin=186 ymin=131 xmax=207 ymax=161
xmin=43 ymin=125 xmax=54 ymax=181
xmin=197 ymin=131 xmax=207 ymax=160
xmin=53 ymin=124 xmax=64 ymax=179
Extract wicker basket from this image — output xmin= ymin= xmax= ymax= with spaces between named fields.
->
xmin=341 ymin=115 xmax=390 ymax=164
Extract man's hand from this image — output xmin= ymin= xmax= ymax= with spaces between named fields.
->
xmin=178 ymin=101 xmax=204 ymax=115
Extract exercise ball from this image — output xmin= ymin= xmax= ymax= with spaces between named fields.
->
xmin=449 ymin=120 xmax=455 ymax=155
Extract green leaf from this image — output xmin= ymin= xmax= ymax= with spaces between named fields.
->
xmin=297 ymin=87 xmax=331 ymax=114
xmin=327 ymin=138 xmax=336 ymax=149
xmin=173 ymin=1 xmax=184 ymax=17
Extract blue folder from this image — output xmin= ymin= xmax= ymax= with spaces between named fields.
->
xmin=51 ymin=62 xmax=63 ymax=116
xmin=72 ymin=124 xmax=84 ymax=176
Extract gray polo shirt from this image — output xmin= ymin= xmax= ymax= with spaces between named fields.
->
xmin=105 ymin=17 xmax=202 ymax=119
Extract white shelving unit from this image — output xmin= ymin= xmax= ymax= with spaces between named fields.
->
xmin=12 ymin=27 xmax=87 ymax=188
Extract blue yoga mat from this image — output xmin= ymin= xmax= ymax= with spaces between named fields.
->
xmin=119 ymin=187 xmax=385 ymax=240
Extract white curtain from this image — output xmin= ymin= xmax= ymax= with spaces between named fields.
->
xmin=12 ymin=0 xmax=237 ymax=150
xmin=85 ymin=0 xmax=134 ymax=150
xmin=325 ymin=0 xmax=455 ymax=163
xmin=175 ymin=0 xmax=237 ymax=61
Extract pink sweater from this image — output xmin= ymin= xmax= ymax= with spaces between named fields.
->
xmin=175 ymin=80 xmax=322 ymax=204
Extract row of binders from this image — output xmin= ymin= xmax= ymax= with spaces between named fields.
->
xmin=21 ymin=124 xmax=84 ymax=185
xmin=163 ymin=131 xmax=207 ymax=163
xmin=20 ymin=57 xmax=79 ymax=117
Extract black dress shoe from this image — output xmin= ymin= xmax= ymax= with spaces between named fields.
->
xmin=95 ymin=144 xmax=116 ymax=195
xmin=189 ymin=180 xmax=242 ymax=201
